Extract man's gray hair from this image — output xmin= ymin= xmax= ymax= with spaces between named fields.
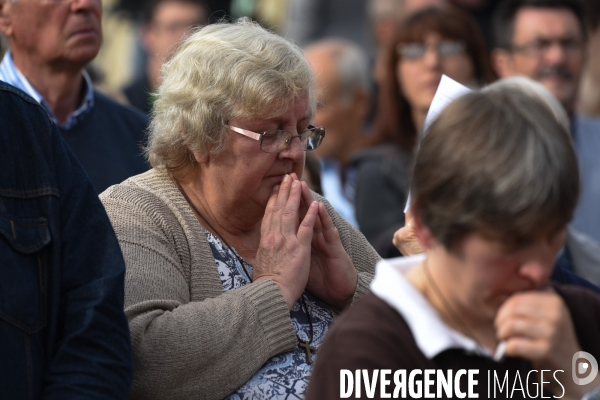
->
xmin=146 ymin=18 xmax=316 ymax=177
xmin=332 ymin=40 xmax=372 ymax=101
xmin=412 ymin=85 xmax=579 ymax=250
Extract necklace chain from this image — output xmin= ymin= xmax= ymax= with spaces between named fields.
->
xmin=175 ymin=180 xmax=316 ymax=363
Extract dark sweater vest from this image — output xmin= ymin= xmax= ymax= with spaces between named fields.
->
xmin=306 ymin=286 xmax=600 ymax=400
xmin=59 ymin=91 xmax=149 ymax=194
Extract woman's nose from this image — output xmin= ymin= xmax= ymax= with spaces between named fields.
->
xmin=422 ymin=47 xmax=441 ymax=69
xmin=278 ymin=135 xmax=304 ymax=160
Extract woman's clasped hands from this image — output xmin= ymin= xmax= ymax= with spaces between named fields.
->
xmin=253 ymin=173 xmax=358 ymax=311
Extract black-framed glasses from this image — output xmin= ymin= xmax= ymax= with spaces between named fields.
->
xmin=225 ymin=125 xmax=326 ymax=154
xmin=397 ymin=40 xmax=466 ymax=60
xmin=510 ymin=38 xmax=583 ymax=58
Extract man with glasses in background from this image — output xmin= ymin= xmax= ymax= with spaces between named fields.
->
xmin=492 ymin=0 xmax=600 ymax=282
xmin=0 ymin=0 xmax=148 ymax=194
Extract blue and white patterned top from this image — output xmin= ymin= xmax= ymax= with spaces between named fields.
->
xmin=0 ymin=51 xmax=94 ymax=130
xmin=204 ymin=230 xmax=335 ymax=399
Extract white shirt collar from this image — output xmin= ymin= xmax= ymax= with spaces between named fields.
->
xmin=319 ymin=158 xmax=359 ymax=228
xmin=370 ymin=256 xmax=497 ymax=359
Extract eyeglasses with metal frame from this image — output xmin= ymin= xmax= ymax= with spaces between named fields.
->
xmin=397 ymin=40 xmax=466 ymax=60
xmin=225 ymin=125 xmax=326 ymax=154
xmin=510 ymin=37 xmax=583 ymax=58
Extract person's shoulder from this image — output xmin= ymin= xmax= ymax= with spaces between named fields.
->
xmin=307 ymin=293 xmax=427 ymax=399
xmin=99 ymin=168 xmax=190 ymax=235
xmin=350 ymin=143 xmax=412 ymax=166
xmin=0 ymin=82 xmax=53 ymax=128
xmin=351 ymin=144 xmax=412 ymax=195
xmin=554 ymin=283 xmax=600 ymax=309
xmin=554 ymin=284 xmax=600 ymax=359
xmin=100 ymin=168 xmax=170 ymax=202
xmin=575 ymin=114 xmax=600 ymax=137
xmin=92 ymin=90 xmax=149 ymax=126
xmin=321 ymin=293 xmax=421 ymax=365
xmin=0 ymin=81 xmax=40 ymax=106
xmin=99 ymin=168 xmax=178 ymax=215
xmin=575 ymin=114 xmax=600 ymax=125
xmin=554 ymin=283 xmax=600 ymax=330
xmin=332 ymin=292 xmax=403 ymax=333
xmin=351 ymin=143 xmax=412 ymax=181
xmin=0 ymin=82 xmax=56 ymax=151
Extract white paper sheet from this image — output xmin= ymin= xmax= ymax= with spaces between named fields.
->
xmin=404 ymin=75 xmax=472 ymax=213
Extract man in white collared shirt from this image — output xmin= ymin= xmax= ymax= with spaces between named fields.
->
xmin=307 ymin=82 xmax=600 ymax=400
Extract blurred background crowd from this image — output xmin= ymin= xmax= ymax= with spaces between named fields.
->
xmin=2 ymin=0 xmax=600 ymax=281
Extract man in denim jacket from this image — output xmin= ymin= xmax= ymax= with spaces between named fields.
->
xmin=0 ymin=82 xmax=133 ymax=398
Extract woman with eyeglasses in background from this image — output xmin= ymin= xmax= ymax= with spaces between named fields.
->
xmin=351 ymin=6 xmax=496 ymax=257
xmin=100 ymin=19 xmax=378 ymax=400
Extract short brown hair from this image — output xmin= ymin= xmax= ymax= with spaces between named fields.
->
xmin=411 ymin=87 xmax=579 ymax=251
xmin=372 ymin=6 xmax=496 ymax=152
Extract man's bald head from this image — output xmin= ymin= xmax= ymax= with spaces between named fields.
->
xmin=304 ymin=39 xmax=371 ymax=161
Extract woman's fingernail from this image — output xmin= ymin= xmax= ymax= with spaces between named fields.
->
xmin=283 ymin=174 xmax=290 ymax=182
xmin=292 ymin=180 xmax=299 ymax=188
xmin=311 ymin=201 xmax=317 ymax=207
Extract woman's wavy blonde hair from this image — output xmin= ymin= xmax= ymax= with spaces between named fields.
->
xmin=146 ymin=18 xmax=316 ymax=177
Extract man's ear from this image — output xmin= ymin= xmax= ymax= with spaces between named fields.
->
xmin=491 ymin=48 xmax=515 ymax=79
xmin=0 ymin=0 xmax=14 ymax=37
xmin=351 ymin=87 xmax=370 ymax=122
xmin=411 ymin=210 xmax=436 ymax=249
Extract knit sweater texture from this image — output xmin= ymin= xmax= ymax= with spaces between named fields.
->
xmin=100 ymin=167 xmax=380 ymax=399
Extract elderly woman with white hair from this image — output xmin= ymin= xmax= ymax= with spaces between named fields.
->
xmin=100 ymin=19 xmax=378 ymax=399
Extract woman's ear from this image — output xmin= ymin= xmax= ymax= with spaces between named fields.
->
xmin=192 ymin=150 xmax=209 ymax=164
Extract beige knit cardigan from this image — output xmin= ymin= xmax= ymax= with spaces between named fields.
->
xmin=100 ymin=167 xmax=380 ymax=400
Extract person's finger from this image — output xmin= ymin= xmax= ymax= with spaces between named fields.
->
xmin=261 ymin=184 xmax=279 ymax=236
xmin=300 ymin=180 xmax=323 ymax=231
xmin=300 ymin=178 xmax=317 ymax=203
xmin=270 ymin=174 xmax=293 ymax=232
xmin=495 ymin=292 xmax=557 ymax=330
xmin=293 ymin=178 xmax=310 ymax=226
xmin=392 ymin=223 xmax=425 ymax=256
xmin=496 ymin=315 xmax=549 ymax=342
xmin=405 ymin=209 xmax=414 ymax=224
xmin=503 ymin=336 xmax=547 ymax=361
xmin=281 ymin=179 xmax=303 ymax=235
xmin=392 ymin=227 xmax=404 ymax=248
xmin=317 ymin=201 xmax=340 ymax=242
xmin=297 ymin=201 xmax=318 ymax=246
